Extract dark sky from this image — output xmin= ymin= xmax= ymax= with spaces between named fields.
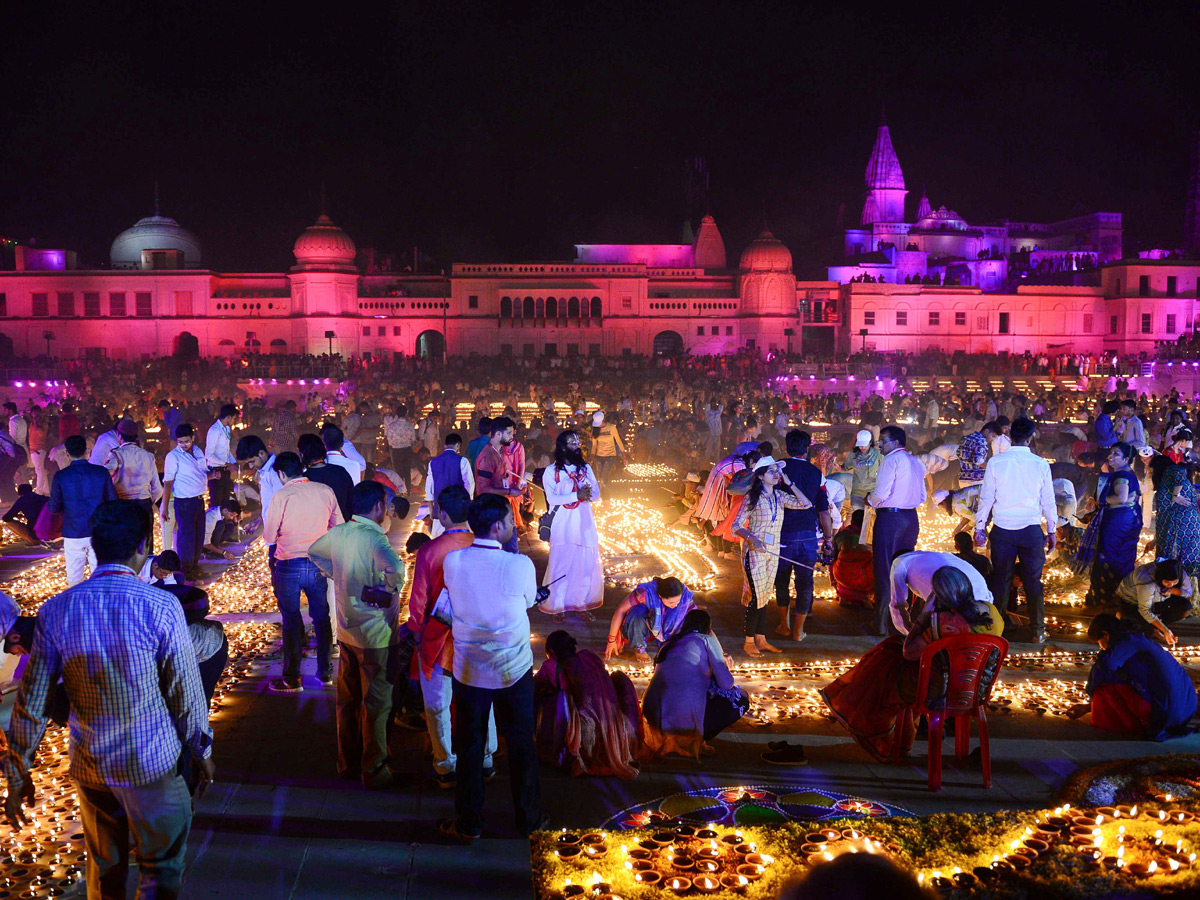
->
xmin=3 ymin=2 xmax=1197 ymax=273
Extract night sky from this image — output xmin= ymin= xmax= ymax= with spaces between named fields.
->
xmin=3 ymin=2 xmax=1197 ymax=274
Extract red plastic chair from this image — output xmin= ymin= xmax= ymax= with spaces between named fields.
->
xmin=891 ymin=633 xmax=1008 ymax=791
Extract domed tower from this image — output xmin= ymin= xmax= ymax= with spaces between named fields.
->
xmin=692 ymin=214 xmax=727 ymax=268
xmin=861 ymin=114 xmax=907 ymax=225
xmin=738 ymin=227 xmax=796 ymax=316
xmin=288 ymin=212 xmax=360 ymax=316
xmin=292 ymin=214 xmax=358 ymax=272
xmin=110 ymin=214 xmax=202 ymax=269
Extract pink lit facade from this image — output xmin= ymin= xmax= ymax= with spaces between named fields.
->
xmin=1 ymin=119 xmax=1198 ymax=363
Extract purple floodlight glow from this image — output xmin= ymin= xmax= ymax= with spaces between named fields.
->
xmin=286 ymin=379 xmax=295 ymax=386
xmin=13 ymin=381 xmax=22 ymax=388
xmin=848 ymin=375 xmax=856 ymax=381
xmin=270 ymin=379 xmax=278 ymax=385
xmin=28 ymin=381 xmax=37 ymax=387
xmin=299 ymin=379 xmax=307 ymax=385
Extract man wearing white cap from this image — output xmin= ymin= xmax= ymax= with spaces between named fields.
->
xmin=589 ymin=411 xmax=626 ymax=485
xmin=842 ymin=430 xmax=880 ymax=511
xmin=866 ymin=425 xmax=927 ymax=635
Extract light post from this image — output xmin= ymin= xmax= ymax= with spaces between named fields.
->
xmin=324 ymin=329 xmax=335 ymax=358
xmin=42 ymin=330 xmax=54 ymax=359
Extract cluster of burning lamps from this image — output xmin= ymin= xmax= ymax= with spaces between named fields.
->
xmin=552 ymin=822 xmax=782 ymax=897
xmin=547 ymin=805 xmax=1200 ymax=898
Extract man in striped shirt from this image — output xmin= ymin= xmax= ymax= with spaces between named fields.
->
xmin=3 ymin=500 xmax=214 ymax=897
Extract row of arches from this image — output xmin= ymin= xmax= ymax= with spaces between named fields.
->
xmin=499 ymin=296 xmax=603 ymax=319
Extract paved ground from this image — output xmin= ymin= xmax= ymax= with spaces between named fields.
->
xmin=4 ymin=481 xmax=1200 ymax=899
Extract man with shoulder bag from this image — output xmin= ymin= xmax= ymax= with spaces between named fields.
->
xmin=307 ymin=480 xmax=404 ymax=788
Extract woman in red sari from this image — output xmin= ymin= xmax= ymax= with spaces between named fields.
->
xmin=534 ymin=631 xmax=642 ymax=779
xmin=820 ymin=566 xmax=995 ymax=761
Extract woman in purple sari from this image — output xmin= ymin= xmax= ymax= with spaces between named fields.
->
xmin=534 ymin=631 xmax=641 ymax=779
xmin=603 ymin=577 xmax=695 ymax=664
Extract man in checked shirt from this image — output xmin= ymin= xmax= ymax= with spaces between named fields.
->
xmin=3 ymin=500 xmax=214 ymax=899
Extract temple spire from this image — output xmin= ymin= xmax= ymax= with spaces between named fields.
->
xmin=864 ymin=119 xmax=905 ymax=191
xmin=154 ymin=181 xmax=160 ymax=217
xmin=917 ymin=185 xmax=931 ymax=220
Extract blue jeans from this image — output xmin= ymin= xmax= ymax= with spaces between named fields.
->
xmin=774 ymin=532 xmax=818 ymax=614
xmin=274 ymin=557 xmax=331 ymax=682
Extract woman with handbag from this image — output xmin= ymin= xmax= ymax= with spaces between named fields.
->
xmin=641 ymin=610 xmax=747 ymax=760
xmin=541 ymin=430 xmax=604 ymax=621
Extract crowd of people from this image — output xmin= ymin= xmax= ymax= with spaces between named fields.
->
xmin=1 ymin=349 xmax=1199 ymax=896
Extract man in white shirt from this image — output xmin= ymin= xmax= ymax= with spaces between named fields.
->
xmin=866 ymin=425 xmax=927 ymax=636
xmin=163 ymin=424 xmax=211 ymax=580
xmin=322 ymin=424 xmax=363 ymax=484
xmin=1118 ymin=399 xmax=1147 ymax=449
xmin=88 ymin=421 xmax=121 ymax=467
xmin=205 ymin=404 xmax=239 ymax=509
xmin=974 ymin=417 xmax=1057 ymax=643
xmin=234 ymin=435 xmax=283 ymax=529
xmin=888 ymin=551 xmax=994 ymax=634
xmin=432 ymin=494 xmax=546 ymax=842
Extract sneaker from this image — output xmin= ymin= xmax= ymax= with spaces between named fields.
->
xmin=330 ymin=645 xmax=341 ymax=659
xmin=317 ymin=672 xmax=335 ymax=687
xmin=434 ymin=771 xmax=456 ymax=790
xmin=363 ymin=766 xmax=395 ymax=790
xmin=438 ymin=817 xmax=481 ymax=844
xmin=269 ymin=677 xmax=303 ymax=693
xmin=482 ymin=765 xmax=497 ymax=784
xmin=761 ymin=745 xmax=809 ymax=766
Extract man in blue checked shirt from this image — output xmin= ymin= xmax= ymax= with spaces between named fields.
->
xmin=3 ymin=500 xmax=214 ymax=899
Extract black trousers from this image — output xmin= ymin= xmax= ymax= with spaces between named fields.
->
xmin=173 ymin=497 xmax=205 ymax=571
xmin=990 ymin=524 xmax=1047 ymax=637
xmin=451 ymin=669 xmax=541 ymax=836
xmin=391 ymin=446 xmax=415 ymax=492
xmin=1120 ymin=596 xmax=1191 ymax=632
xmin=207 ymin=468 xmax=233 ymax=509
xmin=872 ymin=509 xmax=919 ymax=634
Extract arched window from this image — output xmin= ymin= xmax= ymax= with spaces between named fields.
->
xmin=536 ymin=298 xmax=545 ymax=318
xmin=568 ymin=297 xmax=580 ymax=318
xmin=546 ymin=297 xmax=558 ymax=318
xmin=523 ymin=297 xmax=535 ymax=318
xmin=512 ymin=296 xmax=522 ymax=318
xmin=270 ymin=339 xmax=287 ymax=349
xmin=591 ymin=297 xmax=602 ymax=319
xmin=500 ymin=297 xmax=512 ymax=318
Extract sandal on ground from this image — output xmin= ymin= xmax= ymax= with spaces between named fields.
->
xmin=577 ymin=611 xmax=595 ymax=622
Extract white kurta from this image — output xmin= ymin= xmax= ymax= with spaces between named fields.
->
xmin=542 ymin=463 xmax=604 ymax=614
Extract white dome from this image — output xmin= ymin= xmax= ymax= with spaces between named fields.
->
xmin=739 ymin=228 xmax=792 ymax=273
xmin=110 ymin=215 xmax=202 ymax=268
xmin=293 ymin=214 xmax=357 ymax=269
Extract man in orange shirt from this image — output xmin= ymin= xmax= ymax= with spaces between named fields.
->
xmin=263 ymin=452 xmax=343 ymax=692
xmin=407 ymin=485 xmax=496 ymax=789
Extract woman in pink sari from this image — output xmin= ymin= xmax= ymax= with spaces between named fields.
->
xmin=534 ymin=631 xmax=642 ymax=779
xmin=820 ymin=567 xmax=996 ymax=761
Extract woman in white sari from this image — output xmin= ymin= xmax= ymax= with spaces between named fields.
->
xmin=542 ymin=430 xmax=605 ymax=620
